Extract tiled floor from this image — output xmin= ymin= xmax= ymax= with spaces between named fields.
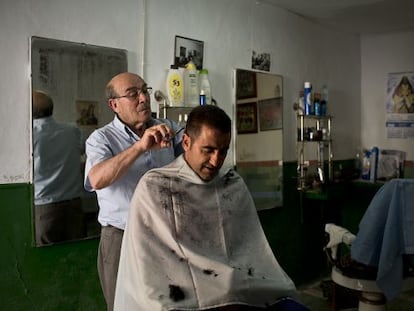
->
xmin=297 ymin=276 xmax=414 ymax=310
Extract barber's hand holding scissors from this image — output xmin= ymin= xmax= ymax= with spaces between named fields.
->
xmin=140 ymin=124 xmax=182 ymax=150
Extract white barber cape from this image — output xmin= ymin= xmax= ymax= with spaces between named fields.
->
xmin=114 ymin=155 xmax=296 ymax=311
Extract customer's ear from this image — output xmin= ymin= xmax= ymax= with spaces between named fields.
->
xmin=182 ymin=133 xmax=191 ymax=151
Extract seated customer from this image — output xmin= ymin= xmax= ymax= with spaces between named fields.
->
xmin=114 ymin=105 xmax=308 ymax=310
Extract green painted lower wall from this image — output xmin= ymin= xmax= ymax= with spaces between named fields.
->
xmin=0 ymin=183 xmax=104 ymax=310
xmin=237 ymin=165 xmax=283 ymax=210
xmin=1 ymin=162 xmax=410 ymax=309
xmin=0 ymin=179 xmax=316 ymax=310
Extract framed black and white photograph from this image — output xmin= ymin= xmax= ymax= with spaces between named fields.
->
xmin=251 ymin=50 xmax=271 ymax=72
xmin=174 ymin=35 xmax=204 ymax=70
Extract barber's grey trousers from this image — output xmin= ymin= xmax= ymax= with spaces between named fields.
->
xmin=98 ymin=225 xmax=123 ymax=311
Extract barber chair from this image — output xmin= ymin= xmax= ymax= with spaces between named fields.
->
xmin=324 ymin=179 xmax=414 ymax=311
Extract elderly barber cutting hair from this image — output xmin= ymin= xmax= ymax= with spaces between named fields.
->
xmin=84 ymin=72 xmax=183 ymax=311
xmin=114 ymin=105 xmax=308 ymax=311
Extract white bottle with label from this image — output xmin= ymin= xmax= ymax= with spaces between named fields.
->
xmin=166 ymin=65 xmax=184 ymax=107
xmin=199 ymin=69 xmax=212 ymax=105
xmin=184 ymin=60 xmax=199 ymax=107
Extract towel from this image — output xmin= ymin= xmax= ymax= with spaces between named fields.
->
xmin=351 ymin=179 xmax=414 ymax=300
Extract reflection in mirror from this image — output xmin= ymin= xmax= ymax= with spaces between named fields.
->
xmin=31 ymin=36 xmax=127 ymax=246
xmin=234 ymin=69 xmax=283 ymax=210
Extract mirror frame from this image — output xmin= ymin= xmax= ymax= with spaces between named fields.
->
xmin=30 ymin=36 xmax=128 ymax=246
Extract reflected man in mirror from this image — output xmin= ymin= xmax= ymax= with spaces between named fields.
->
xmin=33 ymin=90 xmax=85 ymax=246
xmin=84 ymin=72 xmax=184 ymax=311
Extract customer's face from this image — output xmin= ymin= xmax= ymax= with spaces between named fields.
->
xmin=108 ymin=73 xmax=152 ymax=128
xmin=183 ymin=125 xmax=231 ymax=181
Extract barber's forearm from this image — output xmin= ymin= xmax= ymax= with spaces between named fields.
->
xmin=88 ymin=142 xmax=145 ymax=189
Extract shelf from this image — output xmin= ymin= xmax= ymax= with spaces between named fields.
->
xmin=298 ymin=114 xmax=332 ymax=120
xmin=301 ymin=182 xmax=348 ymax=201
xmin=296 ymin=113 xmax=333 ymax=190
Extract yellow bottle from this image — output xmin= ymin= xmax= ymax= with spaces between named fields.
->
xmin=166 ymin=65 xmax=184 ymax=107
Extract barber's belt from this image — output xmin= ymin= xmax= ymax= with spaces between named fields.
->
xmin=105 ymin=224 xmax=124 ymax=232
xmin=35 ymin=197 xmax=81 ymax=207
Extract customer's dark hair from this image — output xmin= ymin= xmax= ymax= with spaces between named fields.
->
xmin=185 ymin=105 xmax=231 ymax=138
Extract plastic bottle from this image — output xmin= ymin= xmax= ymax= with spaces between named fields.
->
xmin=166 ymin=65 xmax=184 ymax=107
xmin=304 ymin=82 xmax=312 ymax=115
xmin=199 ymin=69 xmax=212 ymax=105
xmin=369 ymin=146 xmax=379 ymax=183
xmin=314 ymin=92 xmax=321 ymax=116
xmin=354 ymin=149 xmax=362 ymax=178
xmin=361 ymin=150 xmax=371 ymax=180
xmin=321 ymin=85 xmax=328 ymax=116
xmin=177 ymin=114 xmax=183 ymax=127
xmin=199 ymin=89 xmax=206 ymax=105
xmin=184 ymin=59 xmax=199 ymax=107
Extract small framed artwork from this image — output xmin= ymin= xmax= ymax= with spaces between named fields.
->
xmin=236 ymin=102 xmax=258 ymax=134
xmin=76 ymin=100 xmax=98 ymax=127
xmin=174 ymin=35 xmax=204 ymax=70
xmin=258 ymin=97 xmax=283 ymax=131
xmin=236 ymin=69 xmax=257 ymax=99
xmin=251 ymin=50 xmax=271 ymax=72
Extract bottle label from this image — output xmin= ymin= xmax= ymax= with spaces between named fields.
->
xmin=185 ymin=70 xmax=199 ymax=106
xmin=199 ymin=94 xmax=206 ymax=105
xmin=304 ymin=87 xmax=312 ymax=115
xmin=314 ymin=102 xmax=321 ymax=116
xmin=167 ymin=71 xmax=183 ymax=106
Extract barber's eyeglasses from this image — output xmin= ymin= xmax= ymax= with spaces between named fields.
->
xmin=112 ymin=86 xmax=153 ymax=100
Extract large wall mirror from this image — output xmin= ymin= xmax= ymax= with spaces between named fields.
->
xmin=233 ymin=69 xmax=283 ymax=210
xmin=31 ymin=36 xmax=127 ymax=246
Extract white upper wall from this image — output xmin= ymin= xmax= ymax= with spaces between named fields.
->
xmin=361 ymin=31 xmax=414 ymax=160
xmin=0 ymin=0 xmax=142 ymax=184
xmin=145 ymin=0 xmax=361 ymax=163
xmin=0 ymin=0 xmax=361 ymax=184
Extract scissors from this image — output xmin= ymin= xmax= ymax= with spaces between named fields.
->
xmin=163 ymin=127 xmax=185 ymax=141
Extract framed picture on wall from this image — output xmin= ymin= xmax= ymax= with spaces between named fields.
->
xmin=258 ymin=97 xmax=283 ymax=131
xmin=236 ymin=69 xmax=257 ymax=99
xmin=236 ymin=102 xmax=258 ymax=134
xmin=174 ymin=35 xmax=204 ymax=70
xmin=76 ymin=100 xmax=98 ymax=127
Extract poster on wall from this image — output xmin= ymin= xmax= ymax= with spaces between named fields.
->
xmin=386 ymin=72 xmax=414 ymax=139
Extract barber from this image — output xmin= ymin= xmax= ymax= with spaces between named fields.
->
xmin=84 ymin=72 xmax=183 ymax=311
